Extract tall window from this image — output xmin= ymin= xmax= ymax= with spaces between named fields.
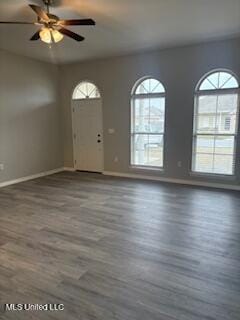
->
xmin=131 ymin=78 xmax=166 ymax=168
xmin=192 ymin=70 xmax=239 ymax=175
xmin=73 ymin=81 xmax=100 ymax=99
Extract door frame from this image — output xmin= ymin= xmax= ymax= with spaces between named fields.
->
xmin=71 ymin=97 xmax=104 ymax=173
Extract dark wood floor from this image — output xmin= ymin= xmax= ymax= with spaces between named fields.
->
xmin=0 ymin=171 xmax=240 ymax=320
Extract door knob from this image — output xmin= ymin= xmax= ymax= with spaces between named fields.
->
xmin=97 ymin=140 xmax=101 ymax=143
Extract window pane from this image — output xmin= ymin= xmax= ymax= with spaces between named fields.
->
xmin=74 ymin=89 xmax=85 ymax=99
xmin=219 ymin=73 xmax=238 ymax=89
xmin=150 ymin=97 xmax=165 ymax=116
xmin=197 ymin=96 xmax=217 ymax=133
xmin=133 ymin=97 xmax=165 ymax=133
xmin=134 ymin=98 xmax=149 ymax=117
xmin=197 ymin=94 xmax=238 ymax=134
xmin=196 ymin=115 xmax=216 ymax=133
xmin=214 ymin=136 xmax=235 ymax=155
xmin=136 ymin=83 xmax=149 ymax=94
xmin=199 ymin=72 xmax=238 ymax=91
xmin=216 ymin=94 xmax=238 ymax=134
xmin=213 ymin=155 xmax=234 ymax=175
xmin=195 ymin=135 xmax=214 ymax=154
xmin=200 ymin=79 xmax=216 ymax=90
xmin=207 ymin=72 xmax=220 ymax=88
xmin=193 ymin=135 xmax=235 ymax=173
xmin=131 ymin=134 xmax=163 ymax=167
xmin=133 ymin=116 xmax=149 ymax=133
xmin=73 ymin=82 xmax=100 ymax=99
xmin=198 ymin=95 xmax=217 ymax=114
xmin=194 ymin=153 xmax=214 ymax=173
xmin=135 ymin=78 xmax=165 ymax=94
xmin=133 ymin=98 xmax=149 ymax=132
xmin=87 ymin=83 xmax=100 ymax=98
xmin=149 ymin=97 xmax=165 ymax=133
xmin=222 ymin=77 xmax=238 ymax=89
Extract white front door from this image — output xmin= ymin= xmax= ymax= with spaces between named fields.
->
xmin=72 ymin=98 xmax=103 ymax=173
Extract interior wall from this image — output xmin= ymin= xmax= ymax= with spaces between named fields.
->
xmin=60 ymin=37 xmax=240 ymax=187
xmin=0 ymin=49 xmax=63 ymax=183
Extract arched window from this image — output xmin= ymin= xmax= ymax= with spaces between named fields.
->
xmin=131 ymin=78 xmax=166 ymax=168
xmin=72 ymin=81 xmax=100 ymax=99
xmin=192 ymin=70 xmax=239 ymax=175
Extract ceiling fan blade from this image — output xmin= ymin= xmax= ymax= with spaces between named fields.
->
xmin=58 ymin=19 xmax=95 ymax=26
xmin=29 ymin=4 xmax=49 ymax=21
xmin=58 ymin=27 xmax=85 ymax=42
xmin=0 ymin=21 xmax=35 ymax=24
xmin=30 ymin=31 xmax=40 ymax=41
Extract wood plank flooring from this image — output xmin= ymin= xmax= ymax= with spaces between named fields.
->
xmin=0 ymin=171 xmax=240 ymax=320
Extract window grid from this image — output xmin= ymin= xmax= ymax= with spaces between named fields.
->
xmin=192 ymin=71 xmax=239 ymax=176
xmin=131 ymin=78 xmax=165 ymax=169
xmin=73 ymin=81 xmax=100 ymax=100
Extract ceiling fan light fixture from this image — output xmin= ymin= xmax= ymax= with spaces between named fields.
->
xmin=40 ymin=27 xmax=63 ymax=43
xmin=0 ymin=3 xmax=95 ymax=43
xmin=52 ymin=29 xmax=64 ymax=43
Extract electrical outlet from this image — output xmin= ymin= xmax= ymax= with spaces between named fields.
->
xmin=114 ymin=156 xmax=119 ymax=163
xmin=0 ymin=163 xmax=4 ymax=171
xmin=177 ymin=161 xmax=182 ymax=168
xmin=108 ymin=128 xmax=115 ymax=134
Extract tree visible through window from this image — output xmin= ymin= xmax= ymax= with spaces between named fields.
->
xmin=192 ymin=71 xmax=239 ymax=175
xmin=131 ymin=78 xmax=166 ymax=168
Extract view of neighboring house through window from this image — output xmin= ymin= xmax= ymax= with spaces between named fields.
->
xmin=224 ymin=117 xmax=231 ymax=131
xmin=192 ymin=71 xmax=239 ymax=175
xmin=131 ymin=78 xmax=165 ymax=168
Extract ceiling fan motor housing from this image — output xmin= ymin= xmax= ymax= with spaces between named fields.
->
xmin=43 ymin=0 xmax=54 ymax=5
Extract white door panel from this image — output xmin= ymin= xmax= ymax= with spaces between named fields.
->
xmin=72 ymin=99 xmax=103 ymax=172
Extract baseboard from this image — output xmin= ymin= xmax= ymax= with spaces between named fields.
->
xmin=1 ymin=168 xmax=239 ymax=191
xmin=0 ymin=168 xmax=64 ymax=188
xmin=103 ymin=171 xmax=240 ymax=191
xmin=63 ymin=167 xmax=76 ymax=172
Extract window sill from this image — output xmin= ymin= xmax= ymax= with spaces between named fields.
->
xmin=130 ymin=165 xmax=164 ymax=172
xmin=190 ymin=171 xmax=236 ymax=181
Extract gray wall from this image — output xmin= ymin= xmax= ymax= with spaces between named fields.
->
xmin=60 ymin=37 xmax=240 ymax=186
xmin=0 ymin=49 xmax=63 ymax=183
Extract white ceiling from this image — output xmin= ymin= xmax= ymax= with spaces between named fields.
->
xmin=0 ymin=0 xmax=240 ymax=64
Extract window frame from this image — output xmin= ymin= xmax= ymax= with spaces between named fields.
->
xmin=72 ymin=81 xmax=101 ymax=100
xmin=130 ymin=77 xmax=166 ymax=170
xmin=191 ymin=71 xmax=240 ymax=177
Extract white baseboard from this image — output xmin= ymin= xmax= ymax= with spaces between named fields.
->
xmin=0 ymin=168 xmax=64 ymax=188
xmin=1 ymin=168 xmax=239 ymax=191
xmin=63 ymin=167 xmax=76 ymax=172
xmin=103 ymin=171 xmax=240 ymax=191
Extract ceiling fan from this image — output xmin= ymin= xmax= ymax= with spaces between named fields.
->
xmin=0 ymin=0 xmax=95 ymax=44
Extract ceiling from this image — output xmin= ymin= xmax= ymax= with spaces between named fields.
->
xmin=0 ymin=0 xmax=240 ymax=65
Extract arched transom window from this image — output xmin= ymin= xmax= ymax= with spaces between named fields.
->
xmin=192 ymin=70 xmax=239 ymax=175
xmin=73 ymin=81 xmax=100 ymax=99
xmin=131 ymin=78 xmax=166 ymax=168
